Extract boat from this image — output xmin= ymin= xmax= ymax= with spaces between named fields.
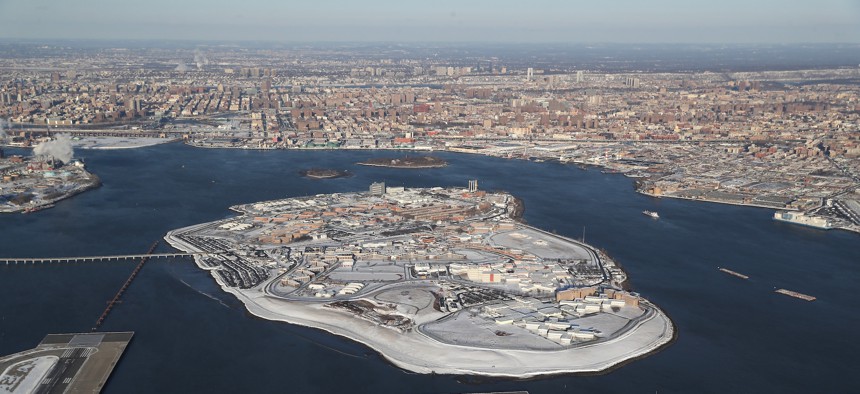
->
xmin=642 ymin=210 xmax=659 ymax=219
xmin=718 ymin=267 xmax=749 ymax=279
xmin=775 ymin=288 xmax=816 ymax=301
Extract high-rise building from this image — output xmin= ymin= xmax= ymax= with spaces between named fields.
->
xmin=468 ymin=179 xmax=478 ymax=193
xmin=526 ymin=68 xmax=534 ymax=81
xmin=262 ymin=77 xmax=272 ymax=94
xmin=370 ymin=182 xmax=386 ymax=195
xmin=576 ymin=71 xmax=584 ymax=83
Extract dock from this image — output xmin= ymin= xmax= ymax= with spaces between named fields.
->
xmin=718 ymin=267 xmax=749 ymax=279
xmin=775 ymin=288 xmax=816 ymax=301
xmin=0 ymin=332 xmax=133 ymax=393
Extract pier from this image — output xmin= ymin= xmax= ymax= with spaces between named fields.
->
xmin=92 ymin=241 xmax=159 ymax=331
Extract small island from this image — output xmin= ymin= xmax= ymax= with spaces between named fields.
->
xmin=357 ymin=156 xmax=447 ymax=168
xmin=165 ymin=183 xmax=674 ymax=377
xmin=1 ymin=136 xmax=101 ymax=214
xmin=299 ymin=168 xmax=352 ymax=179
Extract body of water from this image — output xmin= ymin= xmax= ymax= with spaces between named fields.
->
xmin=1 ymin=143 xmax=858 ymax=393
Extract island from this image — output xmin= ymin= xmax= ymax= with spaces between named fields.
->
xmin=357 ymin=156 xmax=447 ymax=168
xmin=299 ymin=168 xmax=352 ymax=179
xmin=165 ymin=182 xmax=674 ymax=377
xmin=0 ymin=152 xmax=100 ymax=214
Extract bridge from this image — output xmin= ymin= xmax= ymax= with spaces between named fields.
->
xmin=0 ymin=252 xmax=212 ymax=265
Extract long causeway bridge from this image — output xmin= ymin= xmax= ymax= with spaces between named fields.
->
xmin=0 ymin=252 xmax=211 ymax=265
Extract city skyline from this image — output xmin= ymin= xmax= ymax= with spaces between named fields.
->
xmin=1 ymin=0 xmax=859 ymax=43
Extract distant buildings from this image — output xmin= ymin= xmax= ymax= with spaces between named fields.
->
xmin=624 ymin=77 xmax=640 ymax=88
xmin=369 ymin=181 xmax=386 ymax=195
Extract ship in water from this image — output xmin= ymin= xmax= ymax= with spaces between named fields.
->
xmin=718 ymin=267 xmax=749 ymax=279
xmin=642 ymin=210 xmax=659 ymax=219
xmin=775 ymin=288 xmax=816 ymax=301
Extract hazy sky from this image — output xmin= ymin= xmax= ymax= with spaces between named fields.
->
xmin=1 ymin=0 xmax=859 ymax=43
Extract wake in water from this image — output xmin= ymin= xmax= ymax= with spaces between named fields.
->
xmin=177 ymin=278 xmax=233 ymax=309
xmin=161 ymin=257 xmax=234 ymax=309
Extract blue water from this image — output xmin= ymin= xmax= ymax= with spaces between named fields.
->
xmin=1 ymin=143 xmax=858 ymax=393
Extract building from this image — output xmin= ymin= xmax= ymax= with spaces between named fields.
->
xmin=576 ymin=71 xmax=584 ymax=83
xmin=468 ymin=179 xmax=478 ymax=193
xmin=369 ymin=182 xmax=386 ymax=195
xmin=262 ymin=77 xmax=272 ymax=94
xmin=556 ymin=287 xmax=597 ymax=301
xmin=526 ymin=68 xmax=534 ymax=81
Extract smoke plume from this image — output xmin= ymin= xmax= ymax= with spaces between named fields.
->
xmin=33 ymin=134 xmax=74 ymax=164
xmin=174 ymin=62 xmax=189 ymax=72
xmin=194 ymin=49 xmax=210 ymax=70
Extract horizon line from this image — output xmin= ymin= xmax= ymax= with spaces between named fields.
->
xmin=1 ymin=38 xmax=859 ymax=46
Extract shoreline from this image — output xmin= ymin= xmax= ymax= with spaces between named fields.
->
xmin=356 ymin=162 xmax=448 ymax=169
xmin=636 ymin=189 xmax=793 ymax=211
xmin=236 ymin=288 xmax=674 ymax=378
xmin=5 ymin=137 xmax=178 ymax=151
xmin=178 ymin=140 xmax=837 ymax=217
xmin=191 ymin=259 xmax=674 ymax=378
xmin=636 ymin=190 xmax=860 ymax=235
xmin=75 ymin=140 xmax=180 ymax=150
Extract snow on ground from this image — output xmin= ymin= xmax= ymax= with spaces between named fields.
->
xmin=489 ymin=228 xmax=593 ymax=260
xmin=371 ymin=287 xmax=438 ymax=318
xmin=228 ymin=284 xmax=674 ymax=377
xmin=328 ymin=271 xmax=402 ymax=282
xmin=72 ymin=136 xmax=175 ymax=150
xmin=0 ymin=356 xmax=58 ymax=394
xmin=422 ymin=310 xmax=563 ymax=351
xmin=570 ymin=311 xmax=635 ymax=334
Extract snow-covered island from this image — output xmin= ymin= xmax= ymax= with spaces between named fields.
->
xmin=1 ymin=135 xmax=101 ymax=214
xmin=165 ymin=183 xmax=674 ymax=377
